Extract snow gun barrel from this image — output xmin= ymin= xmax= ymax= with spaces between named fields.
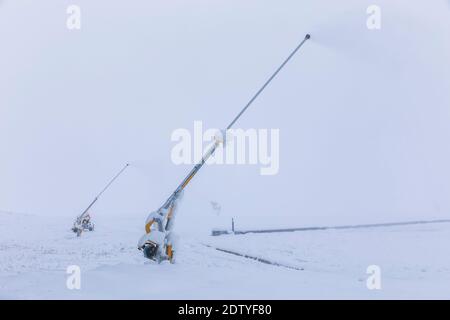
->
xmin=163 ymin=34 xmax=311 ymax=204
xmin=78 ymin=163 xmax=130 ymax=220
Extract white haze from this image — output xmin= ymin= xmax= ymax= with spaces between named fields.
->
xmin=1 ymin=0 xmax=449 ymax=234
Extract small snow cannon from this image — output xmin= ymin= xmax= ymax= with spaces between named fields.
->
xmin=72 ymin=163 xmax=130 ymax=237
xmin=138 ymin=34 xmax=311 ymax=263
xmin=72 ymin=212 xmax=94 ymax=236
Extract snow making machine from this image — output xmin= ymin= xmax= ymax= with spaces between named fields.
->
xmin=138 ymin=34 xmax=311 ymax=263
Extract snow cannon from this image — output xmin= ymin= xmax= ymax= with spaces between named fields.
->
xmin=72 ymin=163 xmax=129 ymax=237
xmin=138 ymin=33 xmax=311 ymax=263
xmin=72 ymin=213 xmax=95 ymax=237
xmin=137 ymin=192 xmax=182 ymax=263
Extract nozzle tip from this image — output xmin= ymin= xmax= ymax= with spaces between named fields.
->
xmin=305 ymin=34 xmax=311 ymax=40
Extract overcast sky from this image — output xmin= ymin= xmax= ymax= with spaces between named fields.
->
xmin=1 ymin=0 xmax=449 ymax=233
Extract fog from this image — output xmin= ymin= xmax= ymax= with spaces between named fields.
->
xmin=1 ymin=0 xmax=449 ymax=234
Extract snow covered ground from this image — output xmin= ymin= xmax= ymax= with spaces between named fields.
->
xmin=1 ymin=211 xmax=449 ymax=299
xmin=1 ymin=0 xmax=450 ymax=301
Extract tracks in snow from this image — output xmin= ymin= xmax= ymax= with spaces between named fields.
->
xmin=202 ymin=244 xmax=303 ymax=271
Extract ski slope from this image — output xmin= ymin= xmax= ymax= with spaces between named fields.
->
xmin=1 ymin=0 xmax=450 ymax=301
xmin=1 ymin=211 xmax=449 ymax=299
